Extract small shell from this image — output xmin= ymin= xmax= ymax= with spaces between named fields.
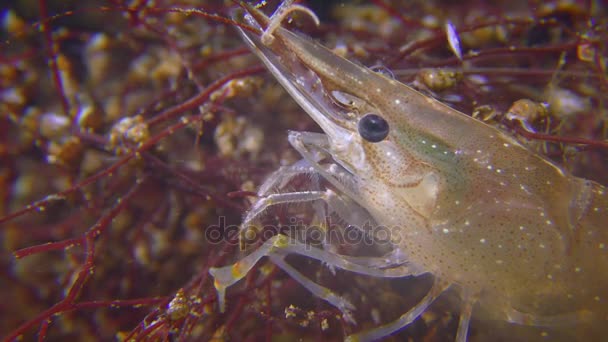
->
xmin=445 ymin=21 xmax=463 ymax=61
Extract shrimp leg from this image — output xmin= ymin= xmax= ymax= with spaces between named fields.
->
xmin=346 ymin=278 xmax=451 ymax=342
xmin=268 ymin=254 xmax=357 ymax=324
xmin=209 ymin=234 xmax=419 ymax=312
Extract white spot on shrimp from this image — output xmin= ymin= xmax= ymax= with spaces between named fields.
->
xmin=394 ymin=99 xmax=401 ymax=105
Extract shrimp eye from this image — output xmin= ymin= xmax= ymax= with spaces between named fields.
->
xmin=358 ymin=113 xmax=389 ymax=142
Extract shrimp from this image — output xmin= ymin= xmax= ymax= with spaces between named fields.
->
xmin=210 ymin=2 xmax=608 ymax=341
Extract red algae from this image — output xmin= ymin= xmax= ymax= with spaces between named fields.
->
xmin=0 ymin=1 xmax=606 ymax=341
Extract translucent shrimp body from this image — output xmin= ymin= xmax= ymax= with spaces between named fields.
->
xmin=210 ymin=2 xmax=608 ymax=341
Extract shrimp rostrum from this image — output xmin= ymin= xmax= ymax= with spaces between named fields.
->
xmin=210 ymin=2 xmax=608 ymax=341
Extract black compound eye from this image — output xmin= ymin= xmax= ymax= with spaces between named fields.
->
xmin=358 ymin=114 xmax=389 ymax=142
